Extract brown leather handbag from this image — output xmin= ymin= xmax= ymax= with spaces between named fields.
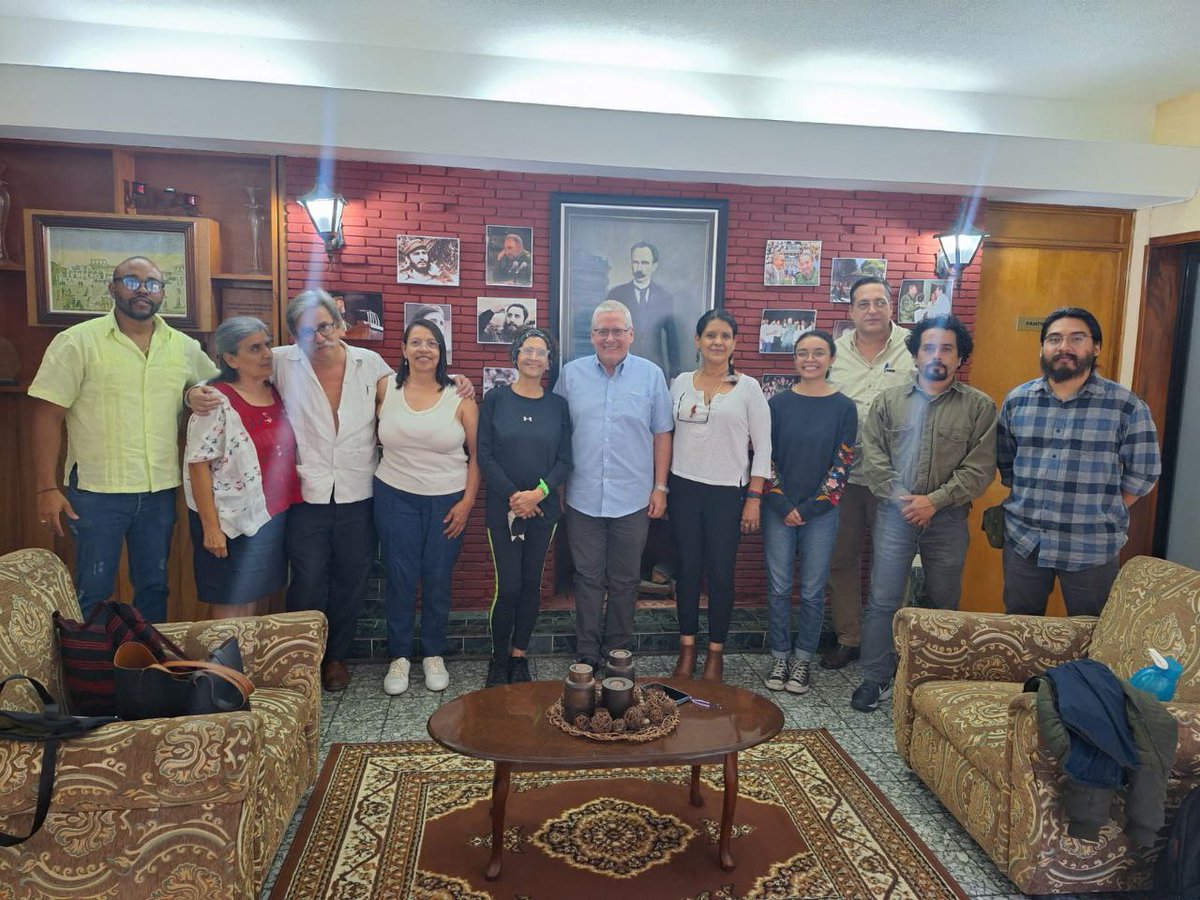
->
xmin=113 ymin=642 xmax=255 ymax=721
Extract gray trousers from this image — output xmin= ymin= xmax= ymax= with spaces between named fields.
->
xmin=1002 ymin=542 xmax=1120 ymax=617
xmin=566 ymin=506 xmax=651 ymax=662
xmin=860 ymin=502 xmax=969 ymax=685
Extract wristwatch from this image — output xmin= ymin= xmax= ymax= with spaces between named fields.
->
xmin=654 ymin=483 xmax=669 ymax=494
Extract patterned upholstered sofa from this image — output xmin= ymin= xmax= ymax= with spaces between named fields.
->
xmin=893 ymin=555 xmax=1200 ymax=894
xmin=0 ymin=549 xmax=327 ymax=899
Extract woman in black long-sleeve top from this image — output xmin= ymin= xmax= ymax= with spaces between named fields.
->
xmin=477 ymin=327 xmax=573 ymax=687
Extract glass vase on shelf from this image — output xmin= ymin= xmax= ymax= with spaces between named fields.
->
xmin=245 ymin=186 xmax=266 ymax=274
xmin=0 ymin=166 xmax=12 ymax=264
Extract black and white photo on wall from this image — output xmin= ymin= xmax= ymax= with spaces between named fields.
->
xmin=331 ymin=290 xmax=383 ymax=342
xmin=758 ymin=308 xmax=817 ymax=355
xmin=897 ymin=278 xmax=954 ymax=324
xmin=829 ymin=257 xmax=887 ymax=304
xmin=833 ymin=319 xmax=854 ymax=340
xmin=550 ymin=194 xmax=728 ymax=381
xmin=483 ymin=366 xmax=517 ymax=396
xmin=397 ymin=234 xmax=460 ymax=286
xmin=763 ymin=239 xmax=822 ymax=287
xmin=477 ymin=297 xmax=537 ymax=344
xmin=485 ymin=225 xmax=534 ymax=288
xmin=403 ymin=301 xmax=453 ymax=363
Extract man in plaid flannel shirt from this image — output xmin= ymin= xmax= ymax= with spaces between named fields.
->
xmin=997 ymin=307 xmax=1161 ymax=616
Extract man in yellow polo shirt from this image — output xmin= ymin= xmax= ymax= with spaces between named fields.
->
xmin=29 ymin=256 xmax=218 ymax=622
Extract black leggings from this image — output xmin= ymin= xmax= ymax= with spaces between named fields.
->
xmin=668 ymin=474 xmax=743 ymax=644
xmin=486 ymin=506 xmax=557 ymax=660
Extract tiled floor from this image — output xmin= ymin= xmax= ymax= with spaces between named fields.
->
xmin=262 ymin=652 xmax=1149 ymax=900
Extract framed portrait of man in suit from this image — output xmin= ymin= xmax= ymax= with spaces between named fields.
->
xmin=549 ymin=194 xmax=728 ymax=382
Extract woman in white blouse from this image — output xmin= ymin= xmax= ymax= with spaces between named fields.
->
xmin=668 ymin=309 xmax=772 ymax=682
xmin=184 ymin=316 xmax=301 ymax=619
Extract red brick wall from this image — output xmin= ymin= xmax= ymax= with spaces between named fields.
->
xmin=284 ymin=158 xmax=982 ymax=610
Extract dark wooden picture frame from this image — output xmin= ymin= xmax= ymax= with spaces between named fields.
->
xmin=25 ymin=210 xmax=215 ymax=329
xmin=550 ymin=193 xmax=728 ymax=381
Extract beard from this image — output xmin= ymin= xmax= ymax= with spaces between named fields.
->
xmin=922 ymin=361 xmax=949 ymax=383
xmin=117 ymin=295 xmax=161 ymax=320
xmin=1040 ymin=350 xmax=1095 ymax=382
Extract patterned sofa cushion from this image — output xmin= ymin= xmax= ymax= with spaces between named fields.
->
xmin=912 ymin=681 xmax=1024 ymax=788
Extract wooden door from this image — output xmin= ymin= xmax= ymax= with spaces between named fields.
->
xmin=960 ymin=204 xmax=1132 ymax=613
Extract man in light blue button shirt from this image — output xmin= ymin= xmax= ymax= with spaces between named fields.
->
xmin=555 ymin=300 xmax=674 ymax=667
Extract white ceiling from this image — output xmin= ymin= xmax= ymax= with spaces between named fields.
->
xmin=1 ymin=0 xmax=1199 ymax=206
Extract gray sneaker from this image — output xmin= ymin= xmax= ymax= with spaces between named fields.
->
xmin=785 ymin=660 xmax=812 ymax=694
xmin=765 ymin=658 xmax=790 ymax=691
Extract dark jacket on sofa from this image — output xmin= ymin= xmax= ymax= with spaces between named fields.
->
xmin=1025 ymin=658 xmax=1178 ymax=846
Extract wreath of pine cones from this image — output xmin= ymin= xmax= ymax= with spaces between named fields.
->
xmin=568 ymin=687 xmax=677 ymax=737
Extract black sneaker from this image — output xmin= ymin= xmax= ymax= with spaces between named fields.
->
xmin=850 ymin=679 xmax=893 ymax=713
xmin=485 ymin=660 xmax=508 ymax=688
xmin=508 ymin=657 xmax=532 ymax=683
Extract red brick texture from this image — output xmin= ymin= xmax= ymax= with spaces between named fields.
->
xmin=284 ymin=158 xmax=982 ymax=610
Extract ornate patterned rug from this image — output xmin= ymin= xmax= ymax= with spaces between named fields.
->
xmin=270 ymin=728 xmax=966 ymax=899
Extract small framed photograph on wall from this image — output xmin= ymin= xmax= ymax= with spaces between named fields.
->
xmin=485 ymin=225 xmax=533 ymax=287
xmin=832 ymin=319 xmax=855 ymax=340
xmin=397 ymin=234 xmax=460 ymax=286
xmin=483 ymin=366 xmax=517 ymax=396
xmin=898 ymin=278 xmax=954 ymax=324
xmin=332 ymin=290 xmax=384 ymax=342
xmin=763 ymin=239 xmax=822 ymax=287
xmin=404 ymin=301 xmax=453 ymax=363
xmin=760 ymin=373 xmax=799 ymax=401
xmin=758 ymin=308 xmax=816 ymax=354
xmin=477 ymin=297 xmax=537 ymax=344
xmin=829 ymin=257 xmax=887 ymax=304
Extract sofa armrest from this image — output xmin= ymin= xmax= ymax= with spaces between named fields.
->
xmin=157 ymin=611 xmax=327 ymax=701
xmin=893 ymin=608 xmax=1096 ymax=764
xmin=1166 ymin=701 xmax=1200 ymax=779
xmin=0 ymin=711 xmax=263 ymax=818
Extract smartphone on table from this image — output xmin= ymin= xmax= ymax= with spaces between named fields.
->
xmin=641 ymin=682 xmax=691 ymax=705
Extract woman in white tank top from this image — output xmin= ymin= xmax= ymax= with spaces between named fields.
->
xmin=373 ymin=318 xmax=479 ymax=696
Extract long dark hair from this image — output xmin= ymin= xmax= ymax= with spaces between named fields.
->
xmin=695 ymin=308 xmax=739 ymax=377
xmin=397 ymin=319 xmax=452 ymax=389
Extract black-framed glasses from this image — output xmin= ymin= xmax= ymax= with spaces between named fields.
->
xmin=114 ymin=275 xmax=165 ymax=293
xmin=298 ymin=322 xmax=339 ymax=340
xmin=676 ymin=392 xmax=710 ymax=424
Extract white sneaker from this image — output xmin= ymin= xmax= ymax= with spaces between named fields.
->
xmin=383 ymin=658 xmax=410 ymax=696
xmin=423 ymin=656 xmax=450 ymax=692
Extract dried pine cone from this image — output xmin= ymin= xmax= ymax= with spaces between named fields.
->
xmin=590 ymin=709 xmax=613 ymax=733
xmin=611 ymin=719 xmax=627 ymax=734
xmin=573 ymin=714 xmax=591 ymax=730
xmin=623 ymin=704 xmax=646 ymax=726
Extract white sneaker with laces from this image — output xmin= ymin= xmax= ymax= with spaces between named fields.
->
xmin=383 ymin=658 xmax=410 ymax=696
xmin=423 ymin=656 xmax=450 ymax=692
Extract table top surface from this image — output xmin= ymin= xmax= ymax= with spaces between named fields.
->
xmin=426 ymin=678 xmax=784 ymax=767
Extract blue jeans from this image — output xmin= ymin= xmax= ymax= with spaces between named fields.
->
xmin=762 ymin=506 xmax=840 ymax=661
xmin=66 ymin=470 xmax=177 ymax=623
xmin=860 ymin=502 xmax=969 ymax=684
xmin=374 ymin=478 xmax=465 ymax=659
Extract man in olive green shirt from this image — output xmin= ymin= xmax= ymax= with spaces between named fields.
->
xmin=28 ymin=256 xmax=218 ymax=622
xmin=823 ymin=276 xmax=916 ymax=669
xmin=851 ymin=315 xmax=997 ymax=713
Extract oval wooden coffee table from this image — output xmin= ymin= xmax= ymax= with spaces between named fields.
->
xmin=427 ymin=678 xmax=783 ymax=881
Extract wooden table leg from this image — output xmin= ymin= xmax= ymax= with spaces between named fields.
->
xmin=690 ymin=764 xmax=704 ymax=807
xmin=486 ymin=762 xmax=512 ymax=881
xmin=718 ymin=752 xmax=738 ymax=871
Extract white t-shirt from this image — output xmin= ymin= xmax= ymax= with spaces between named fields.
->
xmin=375 ymin=380 xmax=468 ymax=496
xmin=669 ymin=372 xmax=772 ymax=487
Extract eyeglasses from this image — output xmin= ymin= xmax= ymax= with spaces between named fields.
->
xmin=1043 ymin=333 xmax=1091 ymax=348
xmin=114 ymin=275 xmax=164 ymax=293
xmin=298 ymin=322 xmax=339 ymax=340
xmin=676 ymin=393 xmax=710 ymax=425
xmin=406 ymin=338 xmax=440 ymax=350
xmin=592 ymin=327 xmax=631 ymax=339
xmin=852 ymin=299 xmax=890 ymax=311
xmin=518 ymin=347 xmax=550 ymax=358
xmin=794 ymin=349 xmax=830 ymax=360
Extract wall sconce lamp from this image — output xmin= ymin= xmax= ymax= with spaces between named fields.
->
xmin=297 ymin=183 xmax=346 ymax=262
xmin=933 ymin=218 xmax=987 ymax=279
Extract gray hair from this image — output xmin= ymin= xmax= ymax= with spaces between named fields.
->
xmin=212 ymin=316 xmax=270 ymax=382
xmin=591 ymin=299 xmax=633 ymax=330
xmin=285 ymin=289 xmax=345 ymax=338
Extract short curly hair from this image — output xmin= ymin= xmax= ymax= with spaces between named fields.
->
xmin=905 ymin=315 xmax=974 ymax=364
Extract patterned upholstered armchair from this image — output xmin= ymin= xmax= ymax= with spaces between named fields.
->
xmin=893 ymin=556 xmax=1200 ymax=895
xmin=0 ymin=549 xmax=327 ymax=899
